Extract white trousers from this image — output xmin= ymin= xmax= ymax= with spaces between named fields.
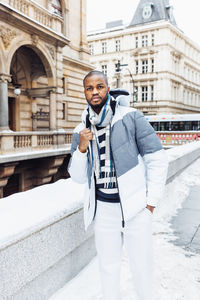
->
xmin=94 ymin=200 xmax=153 ymax=300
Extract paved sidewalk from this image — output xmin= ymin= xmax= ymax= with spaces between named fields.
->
xmin=170 ymin=185 xmax=200 ymax=254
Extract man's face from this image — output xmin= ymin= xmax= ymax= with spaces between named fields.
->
xmin=84 ymin=74 xmax=110 ymax=113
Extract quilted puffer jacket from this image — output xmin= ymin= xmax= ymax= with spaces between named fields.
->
xmin=68 ymin=94 xmax=168 ymax=230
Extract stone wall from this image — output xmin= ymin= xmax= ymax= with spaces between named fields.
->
xmin=0 ymin=179 xmax=96 ymax=300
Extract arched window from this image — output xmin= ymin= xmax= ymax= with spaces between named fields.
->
xmin=51 ymin=0 xmax=62 ymax=16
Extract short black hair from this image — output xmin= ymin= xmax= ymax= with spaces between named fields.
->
xmin=83 ymin=70 xmax=108 ymax=86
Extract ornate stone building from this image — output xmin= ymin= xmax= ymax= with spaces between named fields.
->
xmin=87 ymin=0 xmax=200 ymax=115
xmin=0 ymin=0 xmax=92 ymax=197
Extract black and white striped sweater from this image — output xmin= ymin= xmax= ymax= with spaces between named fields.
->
xmin=94 ymin=126 xmax=120 ymax=203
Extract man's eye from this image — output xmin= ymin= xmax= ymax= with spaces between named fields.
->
xmin=87 ymin=87 xmax=92 ymax=91
xmin=98 ymin=86 xmax=104 ymax=89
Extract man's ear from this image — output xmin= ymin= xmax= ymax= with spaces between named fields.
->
xmin=108 ymin=86 xmax=110 ymax=93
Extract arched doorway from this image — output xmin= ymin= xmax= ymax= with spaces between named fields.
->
xmin=9 ymin=45 xmax=54 ymax=131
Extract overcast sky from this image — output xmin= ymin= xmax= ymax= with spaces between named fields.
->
xmin=87 ymin=0 xmax=200 ymax=47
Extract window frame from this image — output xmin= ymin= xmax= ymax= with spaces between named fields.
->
xmin=142 ymin=86 xmax=148 ymax=101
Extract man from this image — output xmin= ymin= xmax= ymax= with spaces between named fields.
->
xmin=68 ymin=70 xmax=168 ymax=300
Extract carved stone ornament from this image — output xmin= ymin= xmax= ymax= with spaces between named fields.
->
xmin=0 ymin=73 xmax=12 ymax=83
xmin=0 ymin=27 xmax=16 ymax=49
xmin=31 ymin=34 xmax=39 ymax=46
xmin=45 ymin=43 xmax=55 ymax=60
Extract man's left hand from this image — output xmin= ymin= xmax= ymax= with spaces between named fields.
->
xmin=146 ymin=205 xmax=155 ymax=214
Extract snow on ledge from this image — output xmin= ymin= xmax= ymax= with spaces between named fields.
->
xmin=0 ymin=179 xmax=87 ymax=249
xmin=166 ymin=141 xmax=200 ymax=162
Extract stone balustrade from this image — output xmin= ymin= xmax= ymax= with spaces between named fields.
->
xmin=8 ymin=0 xmax=63 ymax=33
xmin=0 ymin=130 xmax=73 ymax=155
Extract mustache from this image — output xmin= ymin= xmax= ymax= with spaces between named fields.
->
xmin=92 ymin=95 xmax=102 ymax=99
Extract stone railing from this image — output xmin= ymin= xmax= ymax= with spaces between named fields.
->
xmin=156 ymin=131 xmax=200 ymax=146
xmin=14 ymin=135 xmax=32 ymax=148
xmin=37 ymin=134 xmax=53 ymax=146
xmin=0 ymin=130 xmax=73 ymax=155
xmin=8 ymin=0 xmax=63 ymax=33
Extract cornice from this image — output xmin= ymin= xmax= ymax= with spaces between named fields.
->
xmin=63 ymin=56 xmax=94 ymax=70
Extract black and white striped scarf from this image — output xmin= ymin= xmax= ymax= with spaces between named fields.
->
xmin=89 ymin=96 xmax=118 ymax=195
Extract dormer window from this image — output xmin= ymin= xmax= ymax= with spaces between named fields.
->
xmin=51 ymin=0 xmax=62 ymax=16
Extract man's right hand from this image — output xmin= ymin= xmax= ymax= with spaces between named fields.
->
xmin=78 ymin=128 xmax=93 ymax=153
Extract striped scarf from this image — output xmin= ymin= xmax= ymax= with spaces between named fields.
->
xmin=89 ymin=96 xmax=118 ymax=193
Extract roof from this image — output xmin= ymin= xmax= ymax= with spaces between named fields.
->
xmin=129 ymin=0 xmax=177 ymax=27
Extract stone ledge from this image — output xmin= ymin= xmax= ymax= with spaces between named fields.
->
xmin=0 ymin=179 xmax=96 ymax=299
xmin=0 ymin=147 xmax=71 ymax=163
xmin=166 ymin=142 xmax=200 ymax=183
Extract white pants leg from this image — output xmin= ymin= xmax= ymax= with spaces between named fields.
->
xmin=94 ymin=201 xmax=123 ymax=300
xmin=94 ymin=201 xmax=153 ymax=300
xmin=124 ymin=208 xmax=153 ymax=300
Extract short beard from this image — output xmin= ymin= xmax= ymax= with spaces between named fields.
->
xmin=88 ymin=93 xmax=109 ymax=111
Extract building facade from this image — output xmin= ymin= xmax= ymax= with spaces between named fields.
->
xmin=0 ymin=0 xmax=92 ymax=197
xmin=87 ymin=0 xmax=200 ymax=115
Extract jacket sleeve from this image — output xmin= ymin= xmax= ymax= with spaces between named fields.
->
xmin=134 ymin=110 xmax=168 ymax=207
xmin=68 ymin=130 xmax=88 ymax=184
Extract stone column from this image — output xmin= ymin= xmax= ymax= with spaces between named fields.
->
xmin=49 ymin=91 xmax=56 ymax=130
xmin=79 ymin=0 xmax=90 ymax=60
xmin=0 ymin=73 xmax=11 ymax=131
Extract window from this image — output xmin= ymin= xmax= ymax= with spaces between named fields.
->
xmin=134 ymin=86 xmax=138 ymax=102
xmin=142 ymin=86 xmax=148 ymax=101
xmin=62 ymin=103 xmax=66 ymax=120
xmin=62 ymin=77 xmax=67 ymax=94
xmin=135 ymin=36 xmax=139 ymax=48
xmin=142 ymin=60 xmax=148 ymax=73
xmin=102 ymin=42 xmax=107 ymax=54
xmin=183 ymin=90 xmax=186 ymax=103
xmin=151 ymin=33 xmax=155 ymax=46
xmin=135 ymin=60 xmax=139 ymax=74
xmin=142 ymin=35 xmax=148 ymax=47
xmin=115 ymin=40 xmax=121 ymax=52
xmin=151 ymin=59 xmax=154 ymax=72
xmin=89 ymin=44 xmax=94 ymax=55
xmin=174 ymin=86 xmax=177 ymax=101
xmin=51 ymin=0 xmax=62 ymax=16
xmin=102 ymin=65 xmax=107 ymax=75
xmin=151 ymin=85 xmax=154 ymax=101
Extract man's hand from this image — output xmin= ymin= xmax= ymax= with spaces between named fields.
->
xmin=78 ymin=128 xmax=93 ymax=153
xmin=146 ymin=205 xmax=155 ymax=214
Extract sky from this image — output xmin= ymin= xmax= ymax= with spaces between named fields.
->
xmin=87 ymin=0 xmax=200 ymax=47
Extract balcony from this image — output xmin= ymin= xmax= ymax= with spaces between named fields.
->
xmin=0 ymin=0 xmax=69 ymax=45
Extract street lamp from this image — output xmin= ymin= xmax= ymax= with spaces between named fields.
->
xmin=115 ymin=60 xmax=137 ymax=106
xmin=13 ymin=49 xmax=21 ymax=96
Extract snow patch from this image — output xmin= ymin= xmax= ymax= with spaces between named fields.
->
xmin=0 ymin=179 xmax=86 ymax=248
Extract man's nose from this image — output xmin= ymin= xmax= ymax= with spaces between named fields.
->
xmin=92 ymin=88 xmax=98 ymax=94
